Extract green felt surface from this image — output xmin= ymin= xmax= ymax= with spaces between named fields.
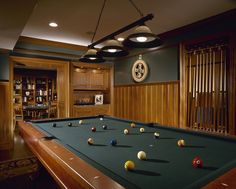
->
xmin=32 ymin=116 xmax=236 ymax=189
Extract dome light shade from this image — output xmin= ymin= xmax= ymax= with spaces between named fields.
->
xmin=98 ymin=39 xmax=128 ymax=57
xmin=79 ymin=49 xmax=105 ymax=63
xmin=123 ymin=25 xmax=162 ymax=48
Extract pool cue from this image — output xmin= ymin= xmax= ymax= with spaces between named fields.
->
xmin=224 ymin=47 xmax=228 ymax=134
xmin=195 ymin=51 xmax=199 ymax=129
xmin=204 ymin=50 xmax=209 ymax=131
xmin=209 ymin=48 xmax=214 ymax=132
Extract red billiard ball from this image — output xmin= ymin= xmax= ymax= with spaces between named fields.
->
xmin=192 ymin=156 xmax=203 ymax=168
xmin=91 ymin=127 xmax=96 ymax=132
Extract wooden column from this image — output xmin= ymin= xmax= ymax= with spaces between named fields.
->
xmin=0 ymin=81 xmax=13 ymax=150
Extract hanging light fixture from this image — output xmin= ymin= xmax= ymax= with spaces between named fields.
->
xmin=80 ymin=0 xmax=162 ymax=63
xmin=123 ymin=0 xmax=162 ymax=48
xmin=98 ymin=39 xmax=128 ymax=57
xmin=79 ymin=48 xmax=105 ymax=63
xmin=123 ymin=25 xmax=162 ymax=48
xmin=79 ymin=0 xmax=107 ymax=63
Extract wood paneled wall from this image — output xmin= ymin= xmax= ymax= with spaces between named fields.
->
xmin=0 ymin=82 xmax=13 ymax=150
xmin=114 ymin=81 xmax=179 ymax=127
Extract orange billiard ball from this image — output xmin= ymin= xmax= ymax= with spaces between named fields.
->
xmin=130 ymin=122 xmax=136 ymax=128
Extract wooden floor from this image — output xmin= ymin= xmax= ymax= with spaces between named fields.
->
xmin=0 ymin=127 xmax=59 ymax=189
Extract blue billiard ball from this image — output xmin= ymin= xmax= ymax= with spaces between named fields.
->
xmin=110 ymin=139 xmax=117 ymax=146
xmin=102 ymin=125 xmax=107 ymax=130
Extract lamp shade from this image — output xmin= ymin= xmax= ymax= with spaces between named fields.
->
xmin=98 ymin=39 xmax=128 ymax=57
xmin=123 ymin=25 xmax=162 ymax=48
xmin=79 ymin=49 xmax=105 ymax=63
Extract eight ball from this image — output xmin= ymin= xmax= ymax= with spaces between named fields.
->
xmin=68 ymin=122 xmax=72 ymax=127
xmin=102 ymin=125 xmax=107 ymax=130
xmin=52 ymin=123 xmax=57 ymax=127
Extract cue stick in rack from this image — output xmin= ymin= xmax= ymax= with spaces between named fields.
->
xmin=209 ymin=48 xmax=214 ymax=132
xmin=212 ymin=49 xmax=217 ymax=132
xmin=202 ymin=51 xmax=206 ymax=130
xmin=218 ymin=46 xmax=223 ymax=132
xmin=195 ymin=51 xmax=199 ymax=129
xmin=224 ymin=47 xmax=228 ymax=133
xmin=190 ymin=53 xmax=195 ymax=129
xmin=205 ymin=50 xmax=209 ymax=131
xmin=199 ymin=51 xmax=202 ymax=129
xmin=187 ymin=53 xmax=193 ymax=128
xmin=215 ymin=47 xmax=220 ymax=132
xmin=192 ymin=53 xmax=196 ymax=129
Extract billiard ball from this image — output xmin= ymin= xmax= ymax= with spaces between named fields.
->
xmin=154 ymin=132 xmax=160 ymax=138
xmin=79 ymin=120 xmax=83 ymax=125
xmin=100 ymin=117 xmax=103 ymax=121
xmin=192 ymin=156 xmax=203 ymax=168
xmin=68 ymin=122 xmax=72 ymax=127
xmin=177 ymin=139 xmax=185 ymax=147
xmin=102 ymin=125 xmax=107 ymax=130
xmin=91 ymin=127 xmax=96 ymax=132
xmin=87 ymin=138 xmax=94 ymax=145
xmin=124 ymin=160 xmax=135 ymax=171
xmin=110 ymin=139 xmax=117 ymax=146
xmin=137 ymin=151 xmax=146 ymax=160
xmin=130 ymin=122 xmax=136 ymax=128
xmin=52 ymin=123 xmax=57 ymax=127
xmin=124 ymin=129 xmax=129 ymax=135
xmin=140 ymin=128 xmax=145 ymax=133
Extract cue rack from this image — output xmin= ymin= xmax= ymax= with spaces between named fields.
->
xmin=185 ymin=37 xmax=229 ymax=134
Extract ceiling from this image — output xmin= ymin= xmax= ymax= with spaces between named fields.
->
xmin=1 ymin=0 xmax=236 ymax=50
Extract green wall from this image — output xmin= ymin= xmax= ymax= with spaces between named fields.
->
xmin=114 ymin=46 xmax=179 ymax=85
xmin=114 ymin=9 xmax=236 ymax=85
xmin=0 ymin=53 xmax=9 ymax=81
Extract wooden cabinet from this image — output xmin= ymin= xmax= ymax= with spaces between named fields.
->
xmin=73 ymin=69 xmax=109 ymax=90
xmin=71 ymin=62 xmax=113 ymax=117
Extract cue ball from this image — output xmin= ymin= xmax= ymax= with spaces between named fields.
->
xmin=68 ymin=122 xmax=72 ymax=127
xmin=140 ymin=128 xmax=145 ymax=133
xmin=91 ymin=127 xmax=96 ymax=132
xmin=110 ymin=139 xmax=117 ymax=146
xmin=100 ymin=117 xmax=103 ymax=121
xmin=124 ymin=160 xmax=135 ymax=171
xmin=137 ymin=151 xmax=146 ymax=160
xmin=130 ymin=122 xmax=136 ymax=128
xmin=192 ymin=156 xmax=203 ymax=168
xmin=124 ymin=129 xmax=129 ymax=135
xmin=79 ymin=120 xmax=83 ymax=125
xmin=52 ymin=123 xmax=56 ymax=127
xmin=154 ymin=132 xmax=160 ymax=138
xmin=177 ymin=139 xmax=185 ymax=147
xmin=102 ymin=125 xmax=107 ymax=129
xmin=87 ymin=138 xmax=94 ymax=145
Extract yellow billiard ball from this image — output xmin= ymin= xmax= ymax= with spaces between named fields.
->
xmin=177 ymin=139 xmax=185 ymax=147
xmin=137 ymin=151 xmax=146 ymax=160
xmin=124 ymin=160 xmax=135 ymax=171
xmin=130 ymin=122 xmax=136 ymax=128
xmin=140 ymin=127 xmax=145 ymax=133
xmin=124 ymin=129 xmax=129 ymax=135
xmin=79 ymin=120 xmax=83 ymax=125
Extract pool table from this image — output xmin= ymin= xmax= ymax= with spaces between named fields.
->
xmin=18 ymin=116 xmax=236 ymax=189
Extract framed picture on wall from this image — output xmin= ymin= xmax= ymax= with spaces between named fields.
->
xmin=95 ymin=94 xmax=103 ymax=105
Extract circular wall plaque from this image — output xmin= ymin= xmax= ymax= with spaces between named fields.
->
xmin=132 ymin=55 xmax=149 ymax=82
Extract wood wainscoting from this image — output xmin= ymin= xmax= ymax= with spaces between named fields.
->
xmin=0 ymin=81 xmax=13 ymax=150
xmin=114 ymin=81 xmax=179 ymax=127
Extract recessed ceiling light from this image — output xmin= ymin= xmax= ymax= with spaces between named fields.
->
xmin=49 ymin=22 xmax=58 ymax=27
xmin=117 ymin=37 xmax=125 ymax=42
